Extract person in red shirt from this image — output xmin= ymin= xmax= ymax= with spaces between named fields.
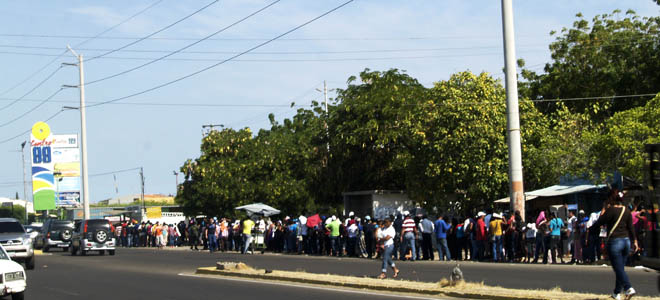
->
xmin=475 ymin=212 xmax=487 ymax=261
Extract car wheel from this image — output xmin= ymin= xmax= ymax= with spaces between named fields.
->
xmin=25 ymin=256 xmax=35 ymax=270
xmin=11 ymin=291 xmax=24 ymax=300
xmin=109 ymin=250 xmax=115 ymax=256
xmin=71 ymin=245 xmax=77 ymax=256
xmin=43 ymin=246 xmax=49 ymax=253
xmin=63 ymin=246 xmax=69 ymax=252
xmin=99 ymin=250 xmax=105 ymax=255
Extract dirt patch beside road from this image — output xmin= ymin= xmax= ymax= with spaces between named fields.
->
xmin=196 ymin=263 xmax=660 ymax=300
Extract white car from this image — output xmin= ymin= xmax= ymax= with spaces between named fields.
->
xmin=0 ymin=244 xmax=26 ymax=300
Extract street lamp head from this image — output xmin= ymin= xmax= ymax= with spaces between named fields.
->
xmin=20 ymin=141 xmax=26 ymax=149
xmin=62 ymin=106 xmax=79 ymax=110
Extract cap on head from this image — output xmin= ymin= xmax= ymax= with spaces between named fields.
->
xmin=332 ymin=215 xmax=337 ymax=221
xmin=349 ymin=211 xmax=355 ymax=217
xmin=365 ymin=215 xmax=371 ymax=220
xmin=477 ymin=212 xmax=486 ymax=217
xmin=403 ymin=211 xmax=410 ymax=217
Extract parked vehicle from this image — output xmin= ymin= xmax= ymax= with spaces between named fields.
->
xmin=0 ymin=244 xmax=26 ymax=300
xmin=70 ymin=219 xmax=116 ymax=256
xmin=39 ymin=220 xmax=74 ymax=252
xmin=0 ymin=218 xmax=34 ymax=270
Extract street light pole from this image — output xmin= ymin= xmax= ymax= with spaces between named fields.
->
xmin=20 ymin=141 xmax=28 ymax=224
xmin=501 ymin=0 xmax=525 ymax=220
xmin=65 ymin=46 xmax=91 ymax=220
xmin=173 ymin=171 xmax=179 ymax=193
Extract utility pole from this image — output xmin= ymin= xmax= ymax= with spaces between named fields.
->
xmin=316 ymin=81 xmax=334 ymax=153
xmin=316 ymin=81 xmax=335 ymax=114
xmin=501 ymin=0 xmax=525 ymax=220
xmin=20 ymin=141 xmax=28 ymax=224
xmin=64 ymin=46 xmax=91 ymax=220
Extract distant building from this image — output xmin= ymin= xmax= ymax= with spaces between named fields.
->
xmin=0 ymin=198 xmax=35 ymax=214
xmin=96 ymin=194 xmax=175 ymax=206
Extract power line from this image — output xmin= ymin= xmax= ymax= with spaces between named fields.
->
xmin=87 ymin=0 xmax=219 ymax=62
xmin=0 ymin=88 xmax=64 ymax=128
xmin=84 ymin=0 xmax=355 ymax=109
xmin=0 ymin=108 xmax=66 ymax=145
xmin=0 ymin=0 xmax=164 ymax=99
xmin=86 ymin=0 xmax=281 ymax=86
xmin=0 ymin=66 xmax=63 ymax=112
xmin=0 ymin=43 xmax=546 ymax=55
xmin=0 ymin=167 xmax=142 ymax=186
xmin=0 ymin=33 xmax=521 ymax=41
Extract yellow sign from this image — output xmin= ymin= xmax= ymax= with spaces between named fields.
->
xmin=146 ymin=207 xmax=162 ymax=219
xmin=31 ymin=121 xmax=51 ymax=141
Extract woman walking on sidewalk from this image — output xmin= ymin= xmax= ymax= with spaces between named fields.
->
xmin=590 ymin=192 xmax=637 ymax=300
xmin=377 ymin=218 xmax=399 ymax=279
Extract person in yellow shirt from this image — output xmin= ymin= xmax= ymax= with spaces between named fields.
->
xmin=242 ymin=218 xmax=255 ymax=254
xmin=489 ymin=213 xmax=505 ymax=262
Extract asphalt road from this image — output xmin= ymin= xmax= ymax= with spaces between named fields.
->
xmin=22 ymin=248 xmax=450 ymax=300
xmin=20 ymin=248 xmax=660 ymax=299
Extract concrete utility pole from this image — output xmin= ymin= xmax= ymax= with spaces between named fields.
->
xmin=316 ymin=80 xmax=335 ymax=113
xmin=65 ymin=46 xmax=91 ymax=220
xmin=501 ymin=0 xmax=525 ymax=220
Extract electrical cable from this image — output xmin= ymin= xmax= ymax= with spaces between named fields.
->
xmin=86 ymin=0 xmax=220 ymax=62
xmin=84 ymin=0 xmax=355 ymax=109
xmin=0 ymin=108 xmax=66 ymax=145
xmin=0 ymin=66 xmax=63 ymax=112
xmin=0 ymin=167 xmax=142 ymax=186
xmin=0 ymin=0 xmax=164 ymax=99
xmin=0 ymin=88 xmax=64 ymax=128
xmin=0 ymin=43 xmax=546 ymax=55
xmin=86 ymin=0 xmax=281 ymax=86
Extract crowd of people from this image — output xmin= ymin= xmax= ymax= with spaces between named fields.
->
xmin=109 ymin=198 xmax=653 ymax=267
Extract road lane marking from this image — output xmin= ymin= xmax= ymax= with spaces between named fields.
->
xmin=177 ymin=272 xmax=450 ymax=299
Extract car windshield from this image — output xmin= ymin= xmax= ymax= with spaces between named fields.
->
xmin=87 ymin=220 xmax=109 ymax=228
xmin=52 ymin=221 xmax=74 ymax=229
xmin=0 ymin=248 xmax=8 ymax=260
xmin=0 ymin=222 xmax=25 ymax=233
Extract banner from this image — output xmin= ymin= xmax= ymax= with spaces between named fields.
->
xmin=31 ymin=122 xmax=56 ymax=211
xmin=51 ymin=135 xmax=81 ymax=207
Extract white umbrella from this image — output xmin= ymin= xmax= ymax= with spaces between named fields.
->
xmin=235 ymin=203 xmax=281 ymax=217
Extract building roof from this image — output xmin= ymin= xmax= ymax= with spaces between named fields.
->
xmin=494 ymin=184 xmax=606 ymax=203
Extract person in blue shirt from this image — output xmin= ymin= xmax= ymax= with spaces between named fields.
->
xmin=434 ymin=215 xmax=452 ymax=261
xmin=549 ymin=212 xmax=565 ymax=264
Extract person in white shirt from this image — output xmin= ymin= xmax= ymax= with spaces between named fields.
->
xmin=377 ymin=218 xmax=399 ymax=279
xmin=524 ymin=223 xmax=537 ymax=263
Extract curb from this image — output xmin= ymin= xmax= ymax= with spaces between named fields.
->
xmin=195 ymin=267 xmax=541 ymax=300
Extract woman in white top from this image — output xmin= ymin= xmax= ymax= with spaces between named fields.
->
xmin=377 ymin=218 xmax=399 ymax=279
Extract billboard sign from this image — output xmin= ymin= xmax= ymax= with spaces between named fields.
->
xmin=30 ymin=122 xmax=56 ymax=211
xmin=51 ymin=135 xmax=81 ymax=207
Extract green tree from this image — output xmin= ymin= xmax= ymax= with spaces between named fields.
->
xmin=520 ymin=10 xmax=660 ymax=119
xmin=406 ymin=71 xmax=550 ymax=212
xmin=327 ymin=69 xmax=427 ymax=196
xmin=589 ymin=93 xmax=660 ymax=182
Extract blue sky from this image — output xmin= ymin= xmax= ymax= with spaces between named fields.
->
xmin=0 ymin=0 xmax=658 ymax=203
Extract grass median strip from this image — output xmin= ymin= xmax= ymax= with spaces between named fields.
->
xmin=196 ymin=262 xmax=660 ymax=300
